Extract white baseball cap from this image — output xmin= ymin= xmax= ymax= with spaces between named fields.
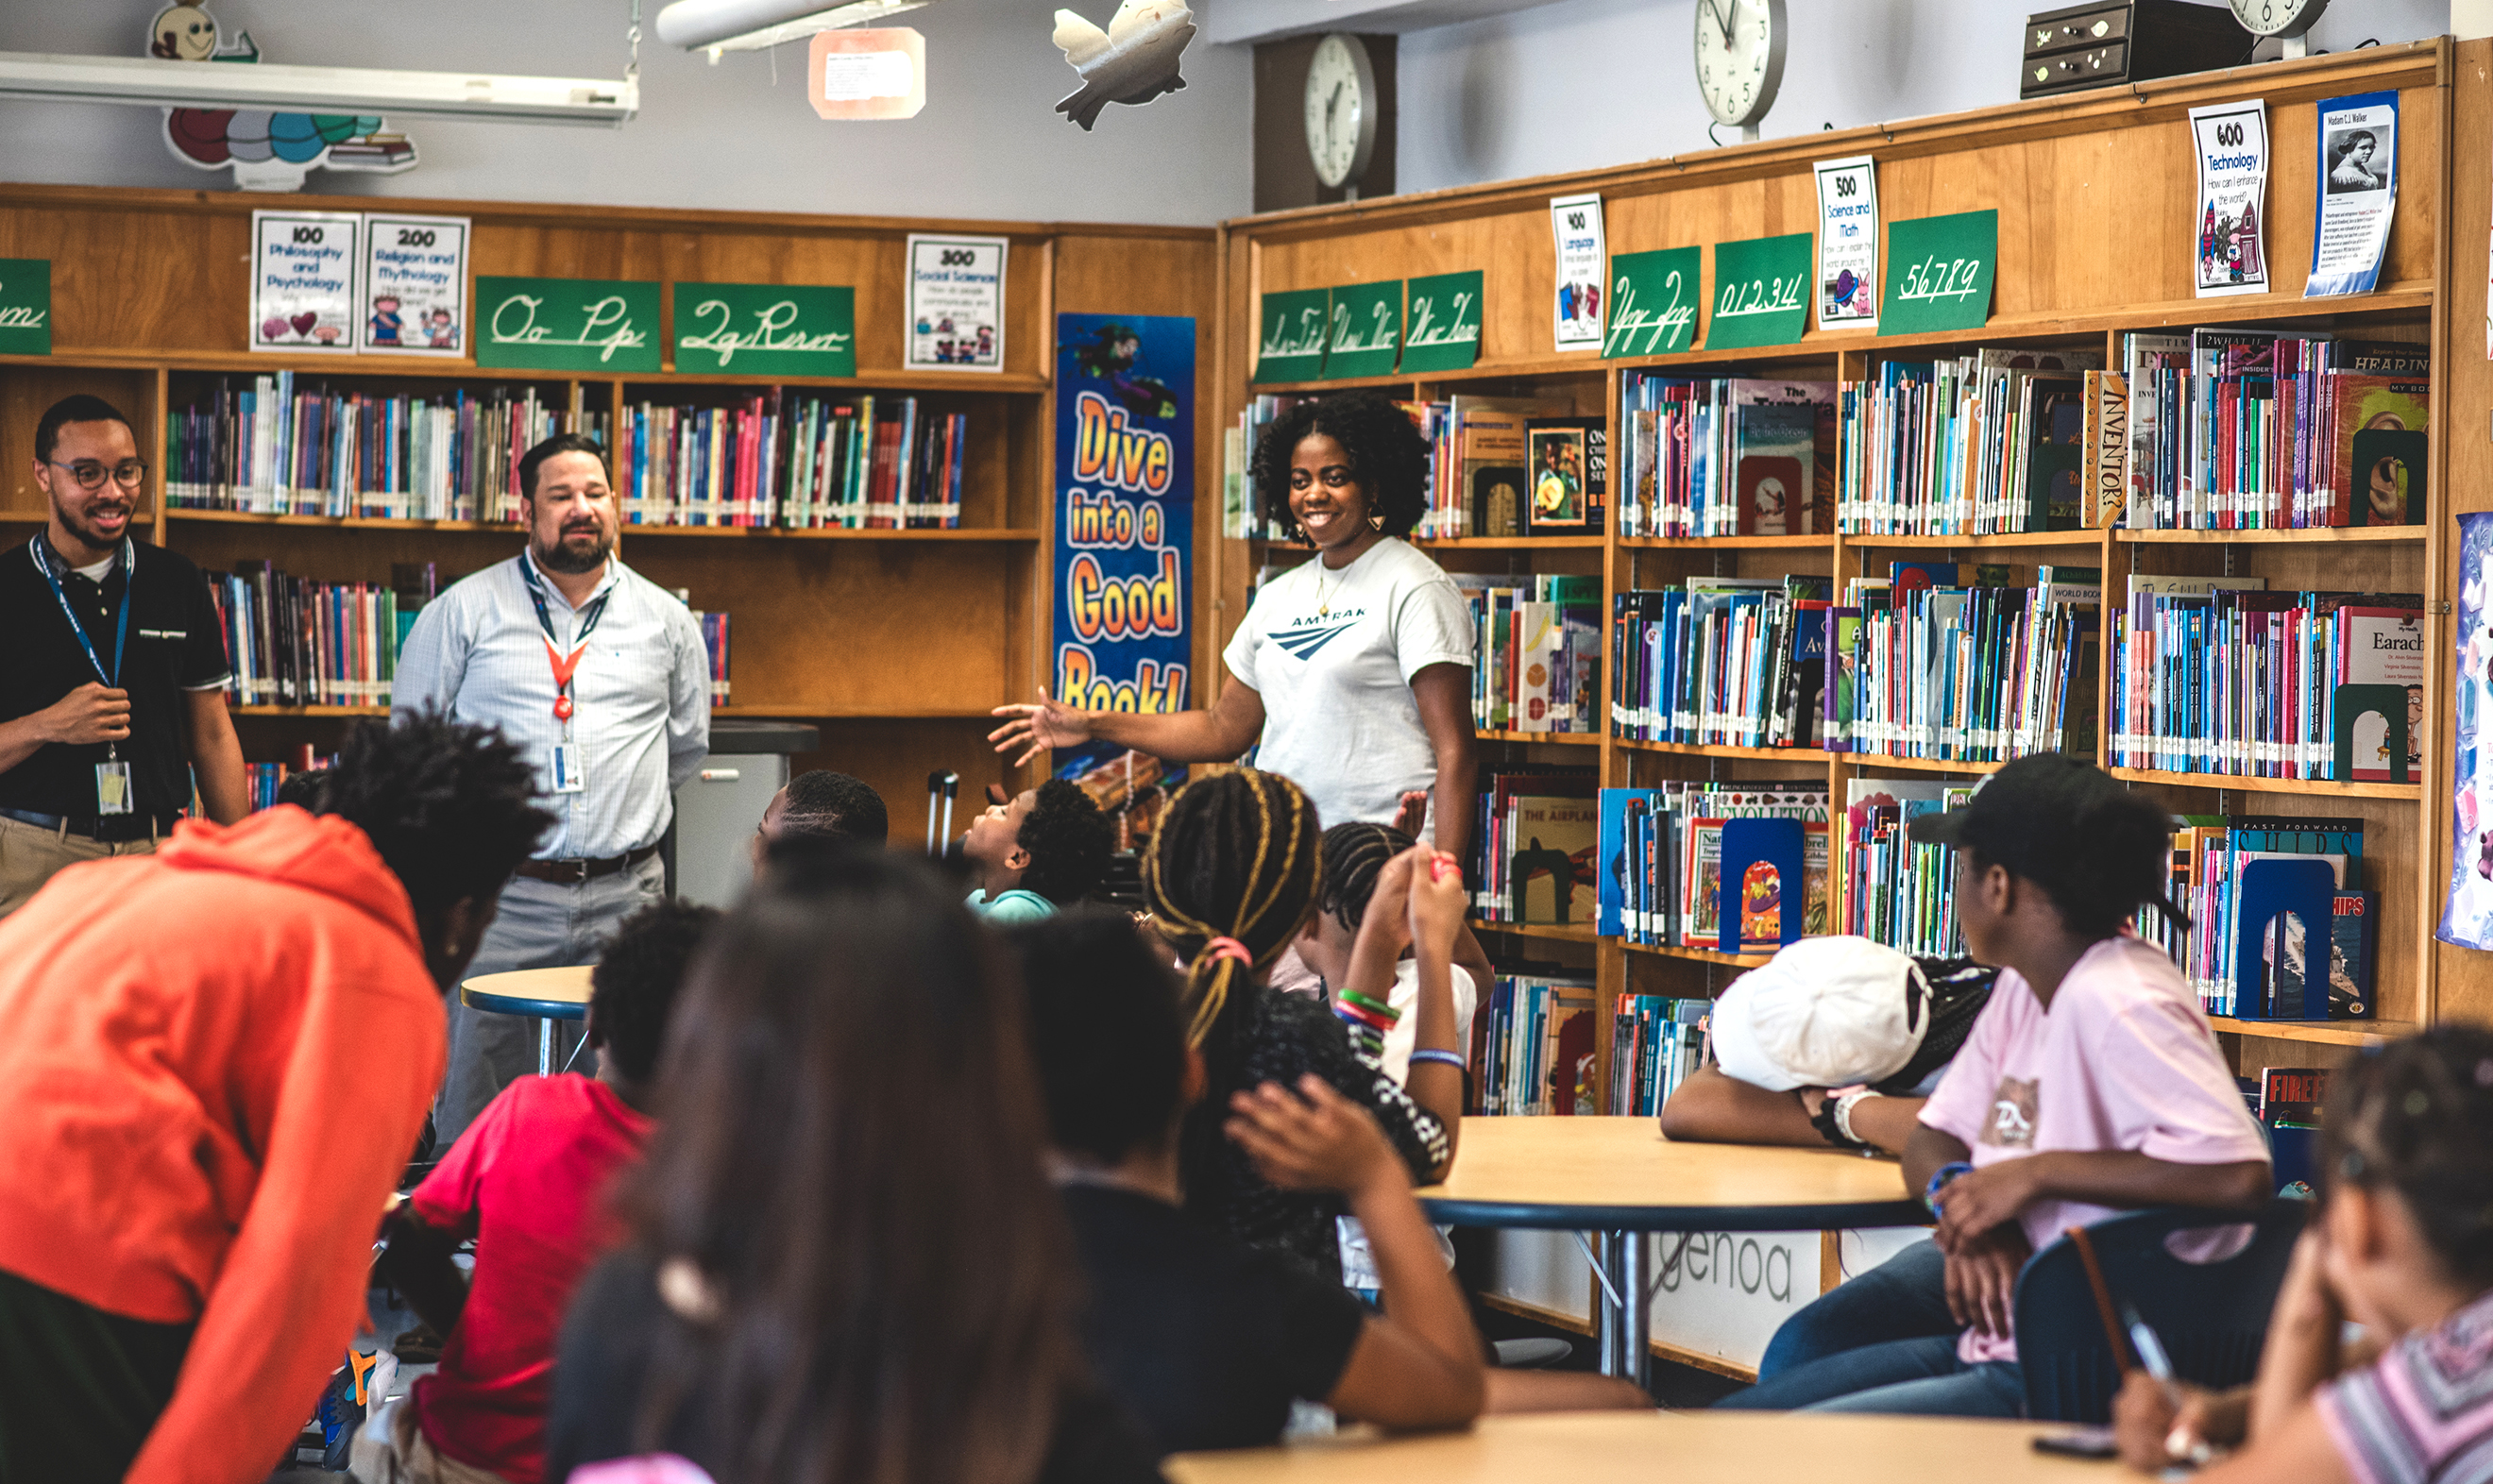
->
xmin=1708 ymin=936 xmax=1929 ymax=1092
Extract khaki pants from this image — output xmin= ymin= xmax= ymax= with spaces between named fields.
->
xmin=349 ymin=1396 xmax=515 ymax=1484
xmin=0 ymin=813 xmax=161 ymax=919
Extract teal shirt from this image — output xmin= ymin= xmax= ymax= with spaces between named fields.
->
xmin=966 ymin=887 xmax=1056 ymax=924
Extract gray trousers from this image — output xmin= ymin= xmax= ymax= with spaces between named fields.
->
xmin=432 ymin=853 xmax=665 ymax=1147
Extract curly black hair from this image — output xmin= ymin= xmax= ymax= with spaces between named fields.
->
xmin=1007 ymin=908 xmax=1188 ymax=1165
xmin=1016 ymin=779 xmax=1113 ymax=906
xmin=1248 ymin=390 xmax=1432 ymax=544
xmin=2324 ymin=1025 xmax=2493 ymax=1288
xmin=316 ymin=711 xmax=554 ymax=914
xmin=590 ymin=900 xmax=721 ymax=1084
xmin=1316 ymin=819 xmax=1416 ymax=935
xmin=778 ymin=769 xmax=889 ymax=846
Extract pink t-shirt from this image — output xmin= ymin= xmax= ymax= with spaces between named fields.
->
xmin=1918 ymin=936 xmax=2270 ymax=1364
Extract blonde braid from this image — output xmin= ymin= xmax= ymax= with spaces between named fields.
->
xmin=1145 ymin=770 xmax=1321 ymax=1050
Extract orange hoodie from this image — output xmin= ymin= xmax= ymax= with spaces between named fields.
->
xmin=0 ymin=806 xmax=447 ymax=1484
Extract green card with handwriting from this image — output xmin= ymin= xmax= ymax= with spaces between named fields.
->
xmin=1704 ymin=234 xmax=1811 ymax=350
xmin=0 ymin=260 xmax=49 ymax=355
xmin=1603 ymin=247 xmax=1702 ymax=359
xmin=477 ymin=277 xmax=661 ymax=372
xmin=1324 ymin=279 xmax=1402 ymax=379
xmin=1881 ymin=211 xmax=1997 ymax=335
xmin=673 ymin=283 xmax=855 ymax=377
xmin=1253 ymin=288 xmax=1330 ymax=383
xmin=1400 ymin=271 xmax=1482 ymax=373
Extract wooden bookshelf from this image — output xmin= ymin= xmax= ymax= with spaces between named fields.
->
xmin=0 ymin=186 xmax=1220 ymax=821
xmin=2209 ymin=1017 xmax=2411 ymax=1048
xmin=1472 ymin=919 xmax=1600 ymax=944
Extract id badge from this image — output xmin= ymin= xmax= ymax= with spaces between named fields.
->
xmin=96 ymin=759 xmax=133 ymax=815
xmin=550 ymin=742 xmax=586 ymax=794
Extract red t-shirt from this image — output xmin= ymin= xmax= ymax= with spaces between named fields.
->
xmin=409 ymin=1074 xmax=652 ymax=1484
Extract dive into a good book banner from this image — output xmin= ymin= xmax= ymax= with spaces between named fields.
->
xmin=1705 ymin=233 xmax=1811 ymax=350
xmin=1550 ymin=192 xmax=1606 ymax=351
xmin=359 ymin=214 xmax=468 ymax=356
xmin=1881 ymin=211 xmax=1997 ymax=336
xmin=1323 ymin=279 xmax=1402 ymax=379
xmin=1813 ymin=155 xmax=1878 ymax=330
xmin=1254 ymin=287 xmax=1329 ymax=382
xmin=0 ymin=259 xmax=48 ymax=356
xmin=1603 ymin=247 xmax=1701 ymax=359
xmin=251 ymin=211 xmax=359 ymax=352
xmin=2191 ymin=99 xmax=2271 ymax=298
xmin=1401 ymin=271 xmax=1481 ymax=373
xmin=475 ymin=277 xmax=660 ymax=372
xmin=1053 ymin=311 xmax=1195 ymax=782
xmin=2308 ymin=91 xmax=2397 ymax=298
xmin=673 ymin=283 xmax=856 ymax=377
xmin=2442 ymin=511 xmax=2493 ymax=951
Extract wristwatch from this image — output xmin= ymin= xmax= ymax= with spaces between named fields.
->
xmin=1925 ymin=1160 xmax=1975 ymax=1217
xmin=1831 ymin=1088 xmax=1884 ymax=1147
xmin=1808 ymin=1088 xmax=1868 ymax=1151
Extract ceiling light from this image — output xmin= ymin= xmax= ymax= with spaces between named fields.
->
xmin=654 ymin=0 xmax=930 ymax=55
xmin=0 ymin=52 xmax=636 ymax=126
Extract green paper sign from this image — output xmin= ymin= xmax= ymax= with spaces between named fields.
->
xmin=672 ymin=282 xmax=856 ymax=377
xmin=1603 ymin=247 xmax=1702 ymax=359
xmin=1323 ymin=279 xmax=1402 ymax=379
xmin=1401 ymin=271 xmax=1481 ymax=373
xmin=1882 ymin=210 xmax=1998 ymax=335
xmin=1704 ymin=233 xmax=1812 ymax=350
xmin=0 ymin=259 xmax=50 ymax=355
xmin=1252 ymin=288 xmax=1330 ymax=383
xmin=476 ymin=276 xmax=661 ymax=372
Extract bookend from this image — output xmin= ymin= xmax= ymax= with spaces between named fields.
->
xmin=1716 ymin=817 xmax=1805 ymax=955
xmin=2231 ymin=858 xmax=2338 ymax=1020
xmin=2331 ymin=683 xmax=2412 ymax=784
xmin=2347 ymin=429 xmax=2427 ymax=527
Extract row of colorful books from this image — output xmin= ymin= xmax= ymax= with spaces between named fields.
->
xmin=2111 ymin=576 xmax=2424 ymax=783
xmin=166 ymin=375 xmax=589 ymax=521
xmin=2111 ymin=330 xmax=2429 ymax=531
xmin=1593 ymin=782 xmax=1831 ymax=952
xmin=1616 ymin=373 xmax=1834 ymax=539
xmin=616 ymin=393 xmax=968 ymax=530
xmin=1416 ymin=399 xmax=1609 ymax=540
xmin=1834 ymin=346 xmax=2095 ymax=535
xmin=243 ymin=746 xmax=336 ymax=813
xmin=2135 ymin=815 xmax=2377 ymax=1020
xmin=1470 ymin=974 xmax=1598 ymax=1117
xmin=1452 ymin=572 xmax=1601 ymax=734
xmin=1841 ymin=778 xmax=1973 ymax=957
xmin=1610 ymin=575 xmax=1830 ymax=750
xmin=1471 ymin=767 xmax=1598 ymax=926
xmin=1823 ymin=564 xmax=2099 ymax=764
xmin=1611 ymin=995 xmax=1710 ymax=1119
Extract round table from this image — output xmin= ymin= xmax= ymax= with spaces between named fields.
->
xmin=460 ymin=966 xmax=595 ymax=1077
xmin=1415 ymin=1118 xmax=1930 ymax=1383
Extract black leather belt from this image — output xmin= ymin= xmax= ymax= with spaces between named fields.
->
xmin=510 ymin=842 xmax=662 ymax=885
xmin=0 ymin=806 xmax=181 ymax=844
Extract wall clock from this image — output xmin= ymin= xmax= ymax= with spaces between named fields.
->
xmin=2229 ymin=0 xmax=2330 ymax=57
xmin=1304 ymin=32 xmax=1378 ymax=194
xmin=1694 ymin=0 xmax=1788 ymax=143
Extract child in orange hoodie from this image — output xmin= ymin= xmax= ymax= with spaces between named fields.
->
xmin=0 ymin=713 xmax=552 ymax=1484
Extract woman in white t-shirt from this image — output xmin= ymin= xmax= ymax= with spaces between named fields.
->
xmin=991 ymin=391 xmax=1478 ymax=865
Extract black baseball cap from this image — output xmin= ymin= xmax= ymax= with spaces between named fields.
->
xmin=1907 ymin=753 xmax=2127 ymax=886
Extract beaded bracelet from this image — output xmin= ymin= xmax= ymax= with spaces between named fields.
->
xmin=1408 ymin=1048 xmax=1467 ymax=1070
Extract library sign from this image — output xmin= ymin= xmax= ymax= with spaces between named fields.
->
xmin=1255 ymin=272 xmax=1488 ymax=382
xmin=475 ymin=276 xmax=662 ymax=373
xmin=673 ymin=282 xmax=856 ymax=377
xmin=0 ymin=259 xmax=48 ymax=355
xmin=1052 ymin=312 xmax=1195 ymax=754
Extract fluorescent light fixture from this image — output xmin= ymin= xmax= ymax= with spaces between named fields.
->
xmin=0 ymin=52 xmax=636 ymax=126
xmin=654 ymin=0 xmax=928 ymax=55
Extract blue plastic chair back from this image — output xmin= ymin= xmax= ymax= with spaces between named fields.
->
xmin=2013 ymin=1200 xmax=2309 ymax=1424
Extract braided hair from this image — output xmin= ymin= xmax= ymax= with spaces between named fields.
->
xmin=1144 ymin=768 xmax=1323 ymax=1050
xmin=1315 ymin=820 xmax=1416 ymax=935
xmin=2324 ymin=1025 xmax=2493 ymax=1289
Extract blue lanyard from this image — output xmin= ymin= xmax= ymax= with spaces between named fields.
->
xmin=517 ymin=553 xmax=614 ymax=652
xmin=29 ymin=536 xmax=132 ymax=689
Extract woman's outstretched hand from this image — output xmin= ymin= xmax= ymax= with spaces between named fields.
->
xmin=988 ymin=689 xmax=1094 ymax=766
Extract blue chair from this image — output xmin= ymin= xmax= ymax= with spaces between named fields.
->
xmin=2013 ymin=1200 xmax=2310 ymax=1423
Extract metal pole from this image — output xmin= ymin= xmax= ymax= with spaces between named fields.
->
xmin=537 ymin=1017 xmax=553 ymax=1077
xmin=1620 ymin=1231 xmax=1650 ymax=1394
xmin=1602 ymin=1230 xmax=1631 ymax=1376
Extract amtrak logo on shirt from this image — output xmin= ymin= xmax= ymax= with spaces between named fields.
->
xmin=1271 ymin=607 xmax=1366 ymax=662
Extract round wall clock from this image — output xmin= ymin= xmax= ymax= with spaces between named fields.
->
xmin=2229 ymin=0 xmax=2329 ymax=37
xmin=1304 ymin=32 xmax=1378 ymax=192
xmin=1693 ymin=0 xmax=1788 ymax=136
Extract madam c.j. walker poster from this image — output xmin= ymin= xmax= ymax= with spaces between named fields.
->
xmin=1051 ymin=313 xmax=1194 ymax=847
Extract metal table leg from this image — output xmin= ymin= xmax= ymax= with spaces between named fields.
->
xmin=1602 ymin=1229 xmax=1631 ymax=1377
xmin=537 ymin=1017 xmax=553 ymax=1077
xmin=1621 ymin=1230 xmax=1650 ymax=1392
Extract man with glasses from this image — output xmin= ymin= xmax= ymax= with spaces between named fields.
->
xmin=0 ymin=395 xmax=245 ymax=915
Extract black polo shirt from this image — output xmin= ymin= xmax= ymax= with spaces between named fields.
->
xmin=0 ymin=537 xmax=231 ymax=819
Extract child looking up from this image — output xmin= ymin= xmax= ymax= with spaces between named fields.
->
xmin=963 ymin=778 xmax=1114 ymax=922
xmin=1722 ymin=755 xmax=2272 ymax=1416
xmin=362 ymin=899 xmax=720 ymax=1484
xmin=1011 ymin=910 xmax=1484 ymax=1454
xmin=2114 ymin=1026 xmax=2493 ymax=1482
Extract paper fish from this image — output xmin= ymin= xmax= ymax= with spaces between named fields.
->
xmin=147 ymin=2 xmax=416 ymax=191
xmin=1049 ymin=0 xmax=1196 ymax=131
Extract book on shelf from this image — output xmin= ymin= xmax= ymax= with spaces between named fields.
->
xmin=2259 ymin=1065 xmax=2331 ymax=1191
xmin=1224 ymin=395 xmax=1301 ymax=541
xmin=619 ymin=392 xmax=966 ymax=529
xmin=2328 ymin=890 xmax=2378 ymax=1020
xmin=2112 ymin=329 xmax=2430 ymax=530
xmin=1841 ymin=778 xmax=1974 ymax=956
xmin=1596 ymin=782 xmax=1829 ymax=951
xmin=1834 ymin=346 xmax=2102 ymax=535
xmin=1610 ymin=575 xmax=1831 ymax=750
xmin=1451 ymin=396 xmax=1564 ymax=539
xmin=2109 ymin=576 xmax=2423 ymax=782
xmin=1473 ymin=975 xmax=1599 ymax=1116
xmin=241 ymin=744 xmax=337 ymax=813
xmin=1451 ymin=572 xmax=1601 ymax=734
xmin=1473 ymin=767 xmax=1599 ymax=925
xmin=1523 ymin=416 xmax=1606 ymax=535
xmin=2136 ymin=814 xmax=2366 ymax=1019
xmin=207 ymin=563 xmax=410 ymax=708
xmin=1612 ymin=995 xmax=1710 ymax=1118
xmin=166 ymin=373 xmax=587 ymax=521
xmin=1615 ymin=374 xmax=1836 ymax=539
xmin=1823 ymin=571 xmax=2096 ymax=764
xmin=694 ymin=609 xmax=733 ymax=705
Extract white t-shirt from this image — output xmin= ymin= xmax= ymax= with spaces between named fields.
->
xmin=1377 ymin=959 xmax=1480 ymax=1084
xmin=1224 ymin=537 xmax=1473 ymax=831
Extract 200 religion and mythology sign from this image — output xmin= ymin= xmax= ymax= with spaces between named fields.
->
xmin=1051 ymin=312 xmax=1195 ymax=774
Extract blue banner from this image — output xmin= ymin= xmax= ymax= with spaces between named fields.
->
xmin=1053 ymin=313 xmax=1194 ymax=778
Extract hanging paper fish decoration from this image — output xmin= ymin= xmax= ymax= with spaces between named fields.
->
xmin=1050 ymin=0 xmax=1196 ymax=131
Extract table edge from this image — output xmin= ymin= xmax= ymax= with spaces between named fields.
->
xmin=459 ymin=987 xmax=590 ymax=1020
xmin=1417 ymin=1196 xmax=1933 ymax=1232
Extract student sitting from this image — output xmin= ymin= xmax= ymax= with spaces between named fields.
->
xmin=2111 ymin=1026 xmax=2493 ymax=1482
xmin=962 ymin=777 xmax=1113 ymax=922
xmin=1011 ymin=908 xmax=1484 ymax=1454
xmin=1145 ymin=768 xmax=1462 ymax=1278
xmin=544 ymin=847 xmax=1162 ymax=1484
xmin=1719 ymin=755 xmax=2272 ymax=1416
xmin=357 ymin=899 xmax=719 ymax=1484
xmin=1297 ymin=821 xmax=1492 ymax=1082
xmin=749 ymin=767 xmax=886 ymax=871
xmin=0 ymin=713 xmax=551 ymax=1482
